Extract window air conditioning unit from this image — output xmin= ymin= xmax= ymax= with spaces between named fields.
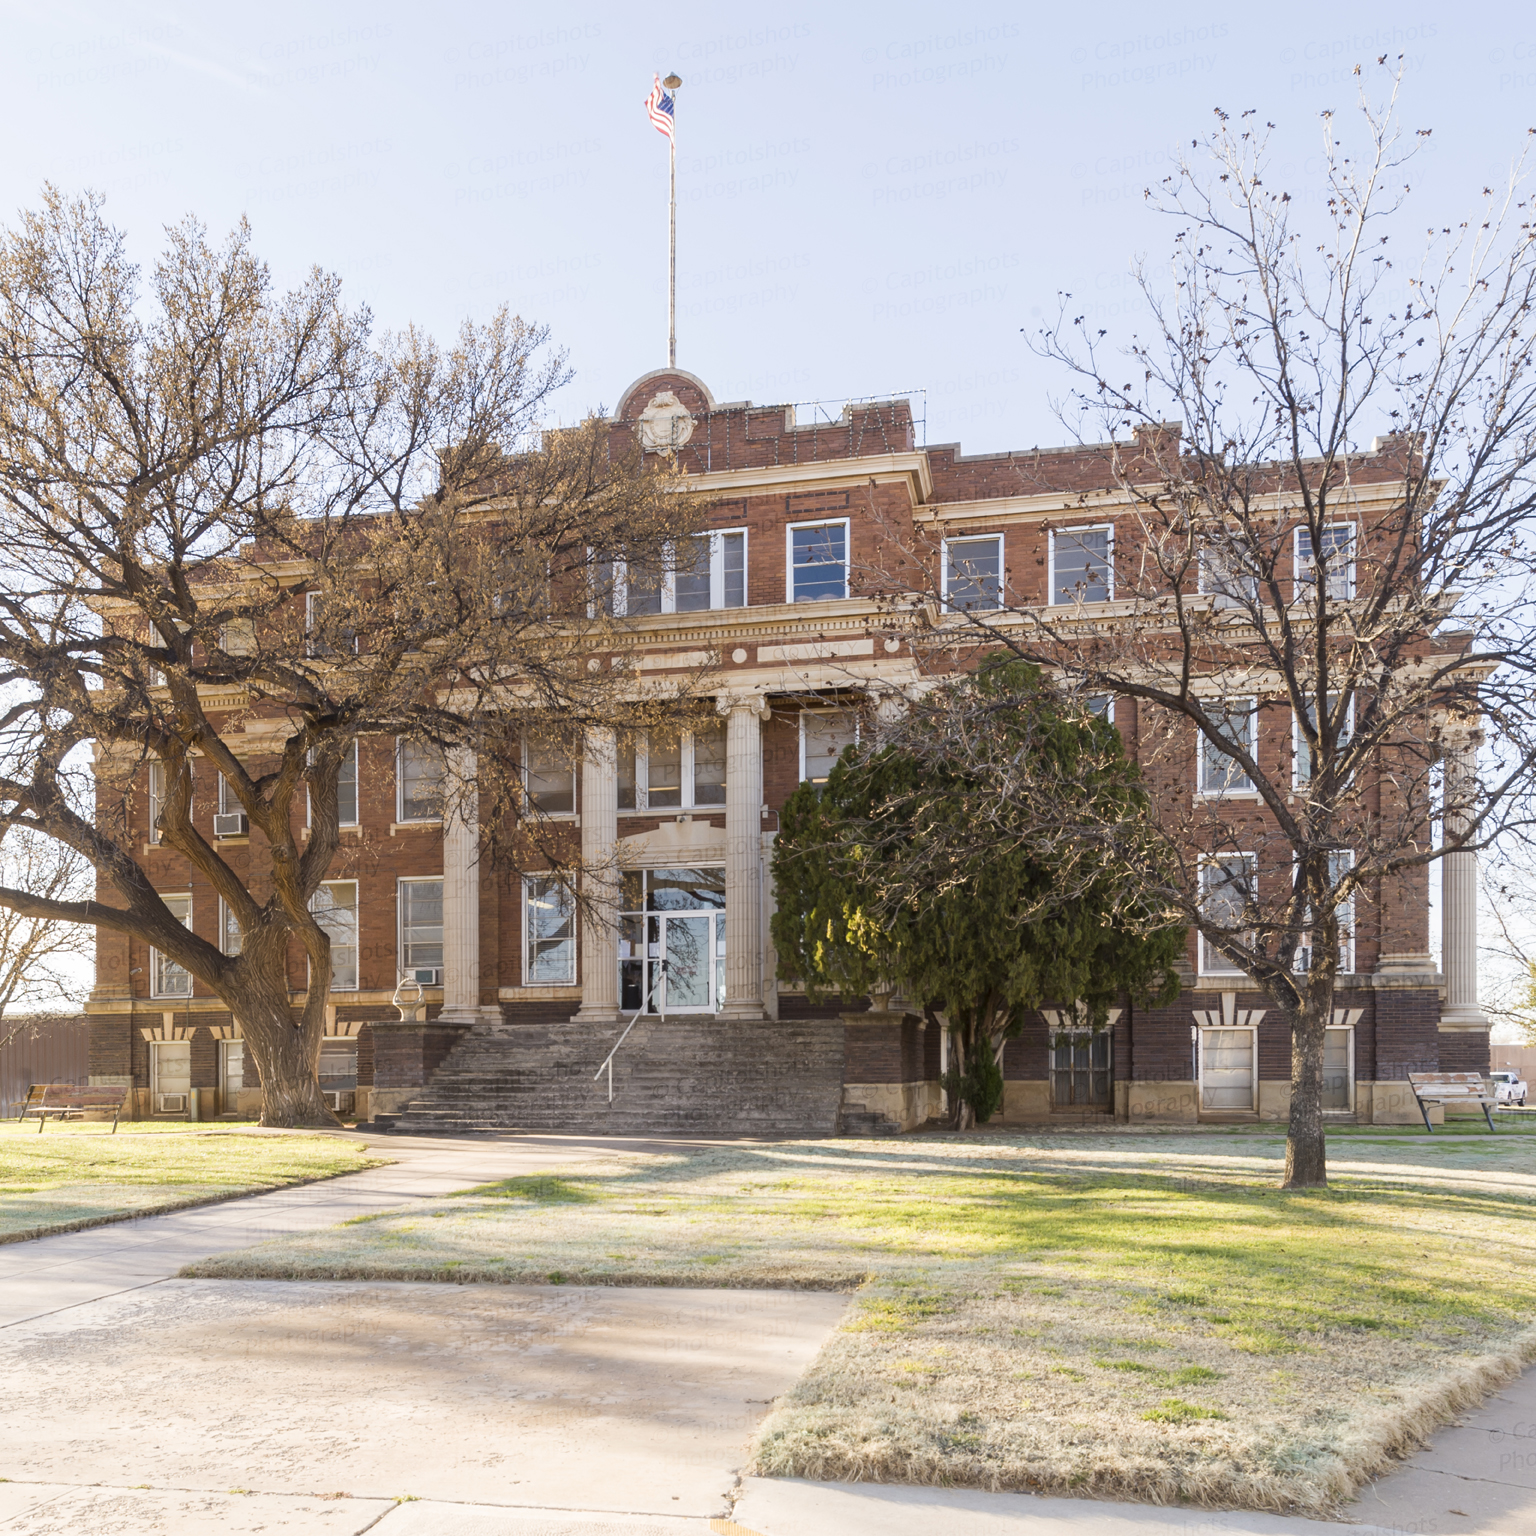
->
xmin=410 ymin=968 xmax=441 ymax=986
xmin=156 ymin=1093 xmax=187 ymax=1113
xmin=213 ymin=812 xmax=248 ymax=837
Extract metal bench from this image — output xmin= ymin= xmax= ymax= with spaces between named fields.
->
xmin=20 ymin=1083 xmax=129 ymax=1133
xmin=1407 ymin=1071 xmax=1498 ymax=1134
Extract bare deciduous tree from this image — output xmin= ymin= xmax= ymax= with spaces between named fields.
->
xmin=0 ymin=831 xmax=91 ymax=1052
xmin=875 ymin=71 xmax=1536 ymax=1187
xmin=0 ymin=189 xmax=702 ymax=1126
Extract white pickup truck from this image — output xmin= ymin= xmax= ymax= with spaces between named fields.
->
xmin=1491 ymin=1070 xmax=1529 ymax=1107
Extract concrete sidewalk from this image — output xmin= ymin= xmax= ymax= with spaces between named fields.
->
xmin=1 ymin=1129 xmax=1532 ymax=1535
xmin=0 ymin=1130 xmax=693 ymax=1329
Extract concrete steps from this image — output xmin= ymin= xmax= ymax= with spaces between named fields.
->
xmin=380 ymin=1013 xmax=846 ymax=1137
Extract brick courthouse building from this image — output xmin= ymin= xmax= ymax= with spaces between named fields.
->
xmin=86 ymin=369 xmax=1488 ymax=1132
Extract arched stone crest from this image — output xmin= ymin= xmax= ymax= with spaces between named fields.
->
xmin=635 ymin=390 xmax=696 ymax=453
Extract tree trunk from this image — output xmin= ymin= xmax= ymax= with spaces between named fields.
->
xmin=1283 ymin=993 xmax=1329 ymax=1189
xmin=225 ymin=949 xmax=337 ymax=1129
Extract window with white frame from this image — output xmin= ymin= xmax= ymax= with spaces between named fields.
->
xmin=1294 ymin=524 xmax=1357 ymax=601
xmin=1085 ymin=694 xmax=1115 ymax=723
xmin=397 ymin=878 xmax=443 ymax=978
xmin=152 ymin=893 xmax=194 ymax=996
xmin=336 ymin=739 xmax=359 ymax=825
xmin=310 ymin=880 xmax=359 ymax=991
xmin=1322 ymin=1024 xmax=1355 ymax=1110
xmin=1049 ymin=525 xmax=1112 ymax=604
xmin=307 ymin=740 xmax=360 ymax=828
xmin=213 ymin=770 xmax=248 ymax=838
xmin=524 ymin=875 xmax=576 ymax=984
xmin=1199 ymin=699 xmax=1257 ymax=795
xmin=1293 ymin=693 xmax=1354 ymax=785
xmin=219 ymin=617 xmax=255 ymax=655
xmin=595 ymin=530 xmax=747 ymax=616
xmin=148 ymin=760 xmax=165 ymax=844
xmin=942 ymin=535 xmax=1003 ymax=611
xmin=787 ymin=520 xmax=849 ymax=602
xmin=1199 ymin=855 xmax=1256 ymax=974
xmin=801 ymin=707 xmax=860 ymax=785
xmin=523 ymin=736 xmax=576 ymax=815
xmin=305 ymin=591 xmax=358 ymax=657
xmin=618 ymin=721 xmax=726 ymax=811
xmin=1294 ymin=850 xmax=1355 ymax=974
xmin=397 ymin=739 xmax=444 ymax=822
xmin=218 ymin=896 xmax=241 ymax=957
xmin=1198 ymin=539 xmax=1259 ymax=607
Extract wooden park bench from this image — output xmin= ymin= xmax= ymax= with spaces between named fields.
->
xmin=20 ymin=1083 xmax=129 ymax=1133
xmin=1407 ymin=1072 xmax=1498 ymax=1134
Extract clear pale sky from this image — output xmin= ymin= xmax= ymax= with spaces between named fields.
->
xmin=1 ymin=0 xmax=1521 ymax=452
xmin=5 ymin=0 xmax=1528 ymax=1019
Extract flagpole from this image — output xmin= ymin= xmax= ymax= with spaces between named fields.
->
xmin=664 ymin=73 xmax=681 ymax=368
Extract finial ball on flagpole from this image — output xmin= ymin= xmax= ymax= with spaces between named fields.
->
xmin=663 ymin=73 xmax=682 ymax=88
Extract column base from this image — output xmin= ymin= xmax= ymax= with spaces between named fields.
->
xmin=716 ymin=1002 xmax=769 ymax=1022
xmin=1438 ymin=1008 xmax=1488 ymax=1031
xmin=571 ymin=1005 xmax=623 ymax=1025
xmin=434 ymin=1004 xmax=504 ymax=1027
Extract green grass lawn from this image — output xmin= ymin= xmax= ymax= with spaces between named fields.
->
xmin=0 ymin=1121 xmax=384 ymax=1241
xmin=181 ymin=1126 xmax=1536 ymax=1515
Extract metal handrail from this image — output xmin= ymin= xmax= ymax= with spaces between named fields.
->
xmin=594 ymin=961 xmax=667 ymax=1103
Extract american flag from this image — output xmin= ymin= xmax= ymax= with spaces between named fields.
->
xmin=645 ymin=74 xmax=675 ymax=140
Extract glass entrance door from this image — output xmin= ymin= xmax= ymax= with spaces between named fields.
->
xmin=619 ymin=867 xmax=726 ymax=1014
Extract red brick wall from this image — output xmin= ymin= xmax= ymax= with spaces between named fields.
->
xmin=1438 ymin=1031 xmax=1490 ymax=1073
xmin=1374 ymin=989 xmax=1444 ymax=1078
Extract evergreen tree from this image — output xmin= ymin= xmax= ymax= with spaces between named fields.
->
xmin=773 ymin=663 xmax=1184 ymax=1129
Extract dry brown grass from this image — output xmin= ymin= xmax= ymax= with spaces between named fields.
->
xmin=0 ymin=1122 xmax=382 ymax=1240
xmin=180 ymin=1128 xmax=1536 ymax=1514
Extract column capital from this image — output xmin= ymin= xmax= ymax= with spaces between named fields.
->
xmin=716 ymin=691 xmax=772 ymax=721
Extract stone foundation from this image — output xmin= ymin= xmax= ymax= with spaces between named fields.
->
xmin=1126 ymin=1079 xmax=1199 ymax=1122
xmin=840 ymin=1080 xmax=935 ymax=1131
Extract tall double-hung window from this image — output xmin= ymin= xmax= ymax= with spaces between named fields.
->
xmin=148 ymin=760 xmax=166 ymax=844
xmin=1049 ymin=526 xmax=1113 ymax=604
xmin=306 ymin=740 xmax=359 ymax=829
xmin=398 ymin=878 xmax=443 ymax=981
xmin=152 ymin=894 xmax=194 ymax=997
xmin=397 ymin=740 xmax=444 ymax=823
xmin=1294 ymin=524 xmax=1357 ymax=600
xmin=787 ymin=520 xmax=849 ymax=602
xmin=1199 ymin=855 xmax=1256 ymax=975
xmin=942 ymin=535 xmax=1003 ymax=611
xmin=310 ymin=881 xmax=360 ymax=991
xmin=1199 ymin=539 xmax=1259 ymax=607
xmin=800 ymin=708 xmax=860 ymax=785
xmin=1294 ymin=694 xmax=1354 ymax=785
xmin=524 ymin=876 xmax=576 ymax=984
xmin=1199 ymin=699 xmax=1257 ymax=796
xmin=1294 ymin=850 xmax=1356 ymax=974
xmin=523 ymin=737 xmax=576 ymax=816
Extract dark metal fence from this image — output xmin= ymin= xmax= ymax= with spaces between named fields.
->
xmin=0 ymin=1014 xmax=89 ymax=1119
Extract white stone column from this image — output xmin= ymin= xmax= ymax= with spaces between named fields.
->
xmin=438 ymin=748 xmax=481 ymax=1024
xmin=574 ymin=725 xmax=621 ymax=1022
xmin=719 ymin=694 xmax=769 ymax=1021
xmin=1440 ymin=733 xmax=1485 ymax=1028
